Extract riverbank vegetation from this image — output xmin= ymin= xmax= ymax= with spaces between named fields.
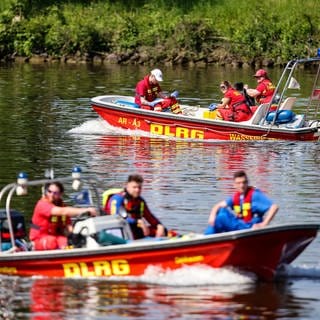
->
xmin=0 ymin=0 xmax=319 ymax=66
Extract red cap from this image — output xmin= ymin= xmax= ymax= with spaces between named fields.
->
xmin=254 ymin=69 xmax=267 ymax=77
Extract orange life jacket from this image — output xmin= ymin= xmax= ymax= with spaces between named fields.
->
xmin=232 ymin=187 xmax=255 ymax=222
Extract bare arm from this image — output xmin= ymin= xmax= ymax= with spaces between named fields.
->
xmin=246 ymin=88 xmax=261 ymax=98
xmin=138 ymin=201 xmax=166 ymax=237
xmin=51 ymin=206 xmax=97 ymax=217
xmin=217 ymin=97 xmax=230 ymax=109
xmin=252 ymin=204 xmax=279 ymax=229
xmin=208 ymin=200 xmax=228 ymax=225
xmin=158 ymin=91 xmax=167 ymax=99
xmin=140 ymin=96 xmax=152 ymax=106
xmin=155 ymin=224 xmax=165 ymax=237
xmin=140 ymin=92 xmax=166 ymax=105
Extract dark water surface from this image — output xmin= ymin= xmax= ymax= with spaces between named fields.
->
xmin=0 ymin=62 xmax=320 ymax=319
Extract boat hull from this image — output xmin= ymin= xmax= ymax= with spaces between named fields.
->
xmin=0 ymin=224 xmax=318 ymax=281
xmin=91 ymin=96 xmax=319 ymax=141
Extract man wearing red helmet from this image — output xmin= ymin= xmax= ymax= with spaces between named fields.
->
xmin=246 ymin=69 xmax=275 ymax=105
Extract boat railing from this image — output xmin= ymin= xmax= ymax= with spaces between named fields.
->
xmin=307 ymin=61 xmax=320 ymax=120
xmin=261 ymin=59 xmax=298 ymax=126
xmin=261 ymin=57 xmax=320 ymax=126
xmin=0 ymin=167 xmax=103 ymax=252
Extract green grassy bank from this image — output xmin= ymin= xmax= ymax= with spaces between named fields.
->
xmin=0 ymin=0 xmax=319 ymax=65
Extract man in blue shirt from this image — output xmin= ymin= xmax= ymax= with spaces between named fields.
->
xmin=204 ymin=170 xmax=278 ymax=234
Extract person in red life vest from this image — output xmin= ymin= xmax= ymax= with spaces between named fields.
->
xmin=104 ymin=174 xmax=166 ymax=239
xmin=204 ymin=170 xmax=278 ymax=234
xmin=214 ymin=81 xmax=252 ymax=122
xmin=246 ymin=69 xmax=275 ymax=107
xmin=29 ymin=182 xmax=98 ymax=250
xmin=135 ymin=68 xmax=167 ymax=111
xmin=234 ymin=82 xmax=256 ymax=107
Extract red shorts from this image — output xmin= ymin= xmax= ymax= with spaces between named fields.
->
xmin=33 ymin=235 xmax=67 ymax=250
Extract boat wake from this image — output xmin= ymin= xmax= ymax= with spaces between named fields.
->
xmin=105 ymin=265 xmax=257 ymax=286
xmin=103 ymin=263 xmax=320 ymax=286
xmin=134 ymin=265 xmax=256 ymax=286
xmin=278 ymin=264 xmax=320 ymax=279
xmin=68 ymin=119 xmax=168 ymax=139
xmin=68 ymin=119 xmax=229 ymax=142
xmin=69 ymin=119 xmax=205 ymax=141
xmin=17 ymin=264 xmax=320 ymax=287
xmin=68 ymin=119 xmax=122 ymax=136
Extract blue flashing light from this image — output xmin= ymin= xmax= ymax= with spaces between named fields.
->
xmin=72 ymin=166 xmax=82 ymax=182
xmin=17 ymin=172 xmax=28 ymax=179
xmin=72 ymin=166 xmax=82 ymax=173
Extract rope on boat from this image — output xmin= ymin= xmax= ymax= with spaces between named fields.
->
xmin=181 ymin=105 xmax=200 ymax=116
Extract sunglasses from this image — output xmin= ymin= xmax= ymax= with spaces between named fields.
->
xmin=47 ymin=189 xmax=61 ymax=196
xmin=220 ymin=86 xmax=226 ymax=90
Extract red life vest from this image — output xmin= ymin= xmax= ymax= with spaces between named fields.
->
xmin=47 ymin=214 xmax=69 ymax=236
xmin=155 ymin=96 xmax=182 ymax=114
xmin=232 ymin=187 xmax=255 ymax=222
xmin=256 ymin=79 xmax=275 ymax=104
xmin=222 ymin=88 xmax=252 ymax=122
xmin=123 ymin=195 xmax=145 ymax=220
xmin=226 ymin=88 xmax=246 ymax=108
xmin=135 ymin=76 xmax=161 ymax=106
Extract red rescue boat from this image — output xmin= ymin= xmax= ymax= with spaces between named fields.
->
xmin=0 ymin=169 xmax=318 ymax=281
xmin=0 ymin=223 xmax=318 ymax=281
xmin=91 ymin=58 xmax=320 ymax=141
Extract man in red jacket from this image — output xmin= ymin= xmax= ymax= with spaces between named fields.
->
xmin=246 ymin=69 xmax=275 ymax=105
xmin=135 ymin=69 xmax=167 ymax=110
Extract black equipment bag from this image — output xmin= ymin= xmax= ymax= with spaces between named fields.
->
xmin=0 ymin=209 xmax=26 ymax=241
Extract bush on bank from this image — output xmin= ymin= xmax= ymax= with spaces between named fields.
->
xmin=0 ymin=0 xmax=319 ymax=65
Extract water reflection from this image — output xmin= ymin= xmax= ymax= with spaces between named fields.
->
xmin=148 ymin=282 xmax=300 ymax=319
xmin=66 ymin=132 xmax=320 ymax=232
xmin=0 ymin=276 xmax=316 ymax=319
xmin=0 ymin=63 xmax=320 ymax=319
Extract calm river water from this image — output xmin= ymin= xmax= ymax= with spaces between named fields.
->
xmin=0 ymin=62 xmax=319 ymax=319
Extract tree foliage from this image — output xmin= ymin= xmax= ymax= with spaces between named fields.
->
xmin=0 ymin=0 xmax=319 ymax=63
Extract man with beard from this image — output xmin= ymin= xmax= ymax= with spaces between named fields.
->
xmin=104 ymin=174 xmax=166 ymax=239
